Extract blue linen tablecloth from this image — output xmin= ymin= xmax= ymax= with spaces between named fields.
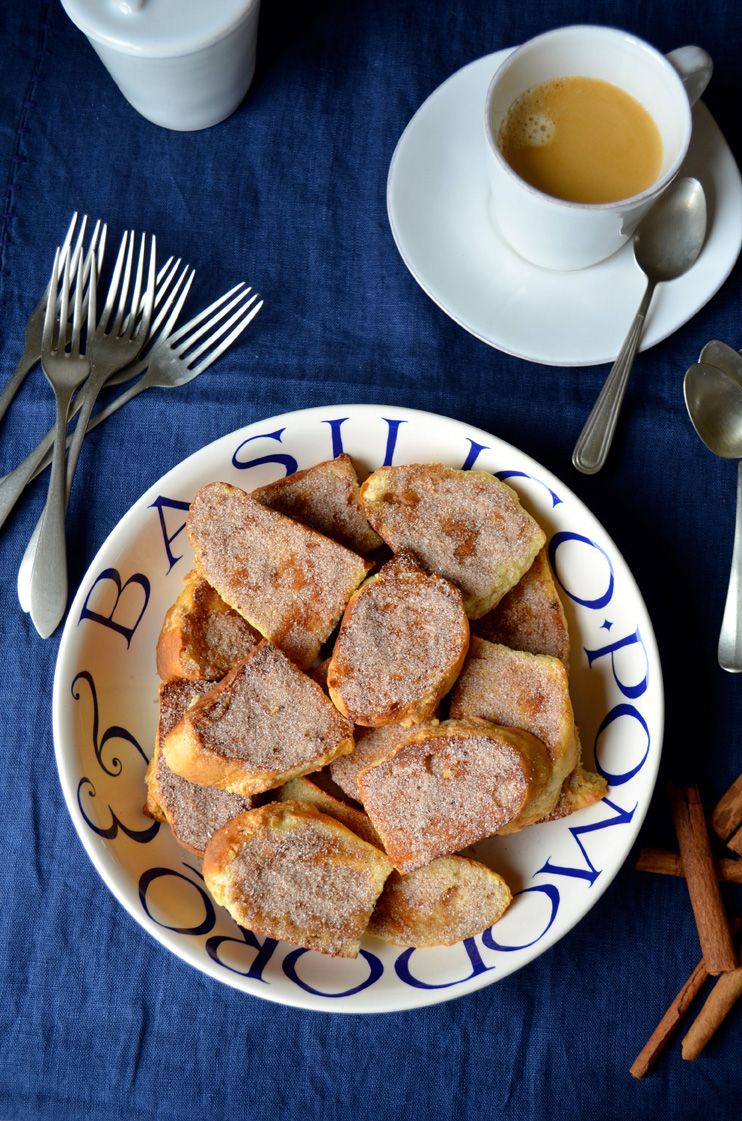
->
xmin=2 ymin=1 xmax=742 ymax=1118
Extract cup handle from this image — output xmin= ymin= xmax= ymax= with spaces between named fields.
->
xmin=666 ymin=46 xmax=713 ymax=107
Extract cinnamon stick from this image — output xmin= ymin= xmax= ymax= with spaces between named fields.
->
xmin=681 ymin=963 xmax=742 ymax=1060
xmin=629 ymin=917 xmax=741 ymax=1077
xmin=708 ymin=770 xmax=742 ymax=842
xmin=629 ymin=956 xmax=710 ymax=1077
xmin=727 ymin=825 xmax=742 ymax=858
xmin=668 ymin=783 xmax=737 ymax=974
xmin=636 ymin=847 xmax=742 ymax=883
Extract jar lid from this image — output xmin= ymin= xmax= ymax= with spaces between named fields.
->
xmin=60 ymin=0 xmax=258 ymax=59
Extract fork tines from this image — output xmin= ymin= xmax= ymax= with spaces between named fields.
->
xmin=171 ymin=283 xmax=263 ymax=374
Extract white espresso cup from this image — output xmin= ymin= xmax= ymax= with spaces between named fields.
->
xmin=61 ymin=0 xmax=261 ymax=132
xmin=484 ymin=25 xmax=712 ymax=270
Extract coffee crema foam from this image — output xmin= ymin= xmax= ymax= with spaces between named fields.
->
xmin=511 ymin=112 xmax=554 ymax=147
xmin=497 ymin=76 xmax=663 ymax=205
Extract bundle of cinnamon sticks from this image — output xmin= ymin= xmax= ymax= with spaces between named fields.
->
xmin=630 ymin=774 xmax=742 ymax=1077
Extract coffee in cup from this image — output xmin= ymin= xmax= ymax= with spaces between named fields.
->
xmin=497 ymin=76 xmax=663 ymax=205
xmin=483 ymin=26 xmax=712 ymax=270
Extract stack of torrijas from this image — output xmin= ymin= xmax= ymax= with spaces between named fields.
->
xmin=145 ymin=454 xmax=607 ymax=958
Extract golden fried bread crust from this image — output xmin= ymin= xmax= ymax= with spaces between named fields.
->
xmin=156 ymin=569 xmax=261 ymax=682
xmin=327 ymin=550 xmax=469 ymax=727
xmin=145 ymin=677 xmax=216 ymax=823
xmin=359 ymin=464 xmax=545 ymax=619
xmin=163 ymin=640 xmax=354 ymax=797
xmin=251 ymin=454 xmax=383 ymax=556
xmin=472 ymin=548 xmax=570 ymax=665
xmin=543 ymin=762 xmax=608 ymax=821
xmin=367 ymin=855 xmax=512 ymax=947
xmin=330 ymin=723 xmax=423 ymax=801
xmin=449 ymin=638 xmax=578 ymax=830
xmin=187 ymin=481 xmax=372 ymax=670
xmin=144 ymin=679 xmax=257 ymax=855
xmin=203 ymin=800 xmax=392 ymax=958
xmin=276 ymin=776 xmax=383 ymax=847
xmin=541 ymin=729 xmax=607 ymax=822
xmin=357 ymin=717 xmax=551 ymax=872
xmin=274 ymin=778 xmax=513 ymax=946
xmin=279 ymin=775 xmax=514 ymax=946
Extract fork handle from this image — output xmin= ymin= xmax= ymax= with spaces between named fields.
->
xmin=62 ymin=363 xmax=115 ymax=502
xmin=0 ymin=354 xmax=148 ymax=533
xmin=27 ymin=384 xmax=75 ymax=638
xmin=16 ymin=367 xmax=159 ymax=613
xmin=67 ymin=366 xmax=151 ymax=442
xmin=0 ymin=427 xmax=55 ymax=533
xmin=0 ymin=346 xmax=38 ymax=428
xmin=35 ymin=364 xmax=151 ymax=481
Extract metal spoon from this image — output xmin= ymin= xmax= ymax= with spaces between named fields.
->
xmin=684 ymin=360 xmax=742 ymax=672
xmin=699 ymin=339 xmax=742 ymax=390
xmin=573 ymin=177 xmax=707 ymax=475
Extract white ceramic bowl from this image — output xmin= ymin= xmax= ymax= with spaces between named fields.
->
xmin=53 ymin=405 xmax=664 ymax=1013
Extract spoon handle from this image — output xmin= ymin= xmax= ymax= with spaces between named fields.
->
xmin=718 ymin=458 xmax=742 ymax=672
xmin=572 ymin=278 xmax=656 ymax=475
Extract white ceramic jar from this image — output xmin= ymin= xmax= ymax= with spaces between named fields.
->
xmin=61 ymin=0 xmax=261 ymax=132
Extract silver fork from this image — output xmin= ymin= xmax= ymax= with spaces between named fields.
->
xmin=78 ymin=282 xmax=262 ymax=435
xmin=15 ymin=260 xmax=195 ymax=609
xmin=27 ymin=230 xmax=157 ymax=637
xmin=0 ymin=213 xmax=86 ymax=428
xmin=17 ymin=283 xmax=263 ymax=614
xmin=64 ymin=229 xmax=157 ymax=482
xmin=0 ymin=254 xmax=188 ymax=534
xmin=12 ymin=280 xmax=259 ymax=494
xmin=27 ymin=238 xmax=97 ymax=637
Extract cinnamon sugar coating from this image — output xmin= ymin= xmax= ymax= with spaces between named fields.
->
xmin=328 ymin=550 xmax=469 ymax=727
xmin=359 ymin=464 xmax=545 ymax=619
xmin=163 ymin=640 xmax=355 ymax=796
xmin=449 ymin=637 xmax=578 ymax=829
xmin=330 ymin=723 xmax=421 ymax=801
xmin=145 ymin=458 xmax=602 ymax=954
xmin=187 ymin=481 xmax=371 ymax=670
xmin=144 ymin=679 xmax=257 ymax=856
xmin=156 ymin=569 xmax=261 ymax=682
xmin=251 ymin=454 xmax=383 ymax=556
xmin=203 ymin=800 xmax=392 ymax=958
xmin=472 ymin=548 xmax=570 ymax=664
xmin=367 ymin=855 xmax=512 ymax=947
xmin=275 ymin=776 xmax=383 ymax=847
xmin=358 ymin=718 xmax=551 ymax=872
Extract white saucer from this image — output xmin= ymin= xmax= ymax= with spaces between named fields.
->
xmin=387 ymin=50 xmax=742 ymax=367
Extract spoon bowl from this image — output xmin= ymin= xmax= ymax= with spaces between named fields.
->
xmin=634 ymin=178 xmax=708 ymax=282
xmin=684 ymin=360 xmax=742 ymax=672
xmin=685 ymin=361 xmax=742 ymax=458
xmin=573 ymin=176 xmax=707 ymax=474
xmin=698 ymin=338 xmax=742 ymax=390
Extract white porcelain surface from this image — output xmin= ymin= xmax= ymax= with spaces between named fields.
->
xmin=61 ymin=0 xmax=254 ymax=56
xmin=53 ymin=405 xmax=664 ymax=1014
xmin=387 ymin=50 xmax=742 ymax=366
xmin=483 ymin=26 xmax=710 ymax=270
xmin=61 ymin=0 xmax=261 ymax=131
